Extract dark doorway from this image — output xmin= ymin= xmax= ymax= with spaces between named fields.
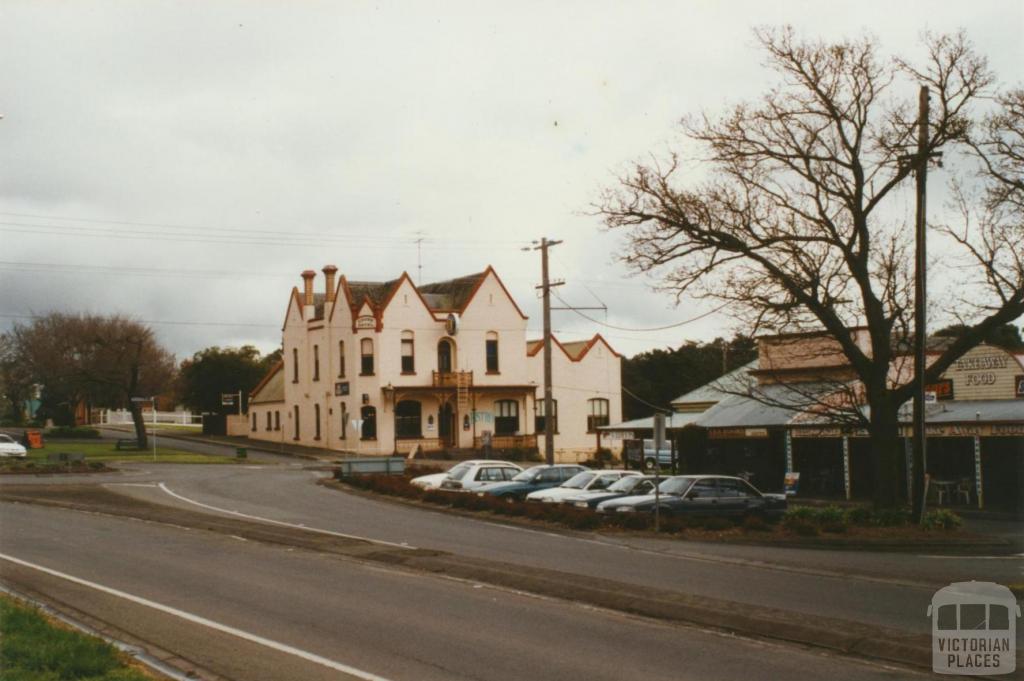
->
xmin=361 ymin=406 xmax=376 ymax=440
xmin=439 ymin=402 xmax=455 ymax=447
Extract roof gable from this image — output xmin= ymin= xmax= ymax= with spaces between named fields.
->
xmin=526 ymin=334 xmax=620 ymax=362
xmin=250 ymin=361 xmax=284 ymax=404
xmin=282 ymin=287 xmax=304 ymax=330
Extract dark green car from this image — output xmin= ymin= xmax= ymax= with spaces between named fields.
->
xmin=474 ymin=464 xmax=588 ymax=501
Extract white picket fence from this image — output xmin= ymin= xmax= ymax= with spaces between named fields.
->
xmin=101 ymin=409 xmax=203 ymax=427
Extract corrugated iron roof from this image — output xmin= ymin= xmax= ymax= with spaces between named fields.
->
xmin=250 ymin=362 xmax=285 ymax=404
xmin=670 ymin=360 xmax=758 ymax=406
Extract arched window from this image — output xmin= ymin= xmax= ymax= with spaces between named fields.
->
xmin=437 ymin=338 xmax=454 ymax=373
xmin=313 ymin=344 xmax=320 ymax=381
xmin=314 ymin=403 xmax=321 ymax=440
xmin=485 ymin=331 xmax=499 ymax=373
xmin=395 ymin=400 xmax=422 ymax=439
xmin=361 ymin=405 xmax=377 ymax=440
xmin=535 ymin=399 xmax=558 ymax=434
xmin=587 ymin=398 xmax=610 ymax=432
xmin=337 ymin=340 xmax=346 ymax=378
xmin=292 ymin=348 xmax=299 ymax=383
xmin=401 ymin=330 xmax=415 ymax=373
xmin=495 ymin=399 xmax=519 ymax=436
xmin=360 ymin=338 xmax=374 ymax=375
xmin=293 ymin=405 xmax=300 ymax=440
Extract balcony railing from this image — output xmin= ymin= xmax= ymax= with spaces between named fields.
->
xmin=432 ymin=370 xmax=473 ymax=388
xmin=474 ymin=434 xmax=537 ymax=450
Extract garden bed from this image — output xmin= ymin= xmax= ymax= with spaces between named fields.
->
xmin=327 ymin=473 xmax=1007 ymax=552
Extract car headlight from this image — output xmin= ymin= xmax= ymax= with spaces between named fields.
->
xmin=616 ymin=506 xmax=636 ymax=513
xmin=476 ymin=492 xmax=485 ymax=497
xmin=573 ymin=502 xmax=588 ymax=509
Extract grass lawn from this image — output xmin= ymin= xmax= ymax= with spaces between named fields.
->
xmin=23 ymin=441 xmax=231 ymax=465
xmin=0 ymin=594 xmax=154 ymax=680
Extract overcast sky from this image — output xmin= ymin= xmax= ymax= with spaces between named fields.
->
xmin=2 ymin=1 xmax=1021 ymax=361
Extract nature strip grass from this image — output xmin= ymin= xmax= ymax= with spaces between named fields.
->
xmin=1 ymin=484 xmax=936 ymax=672
xmin=0 ymin=593 xmax=154 ymax=681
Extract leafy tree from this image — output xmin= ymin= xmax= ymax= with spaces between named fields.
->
xmin=11 ymin=314 xmax=176 ymax=447
xmin=177 ymin=345 xmax=278 ymax=414
xmin=934 ymin=323 xmax=1023 ymax=349
xmin=623 ymin=335 xmax=756 ymax=419
xmin=600 ymin=29 xmax=1023 ymax=507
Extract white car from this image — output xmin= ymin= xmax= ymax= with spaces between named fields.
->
xmin=525 ymin=470 xmax=638 ymax=503
xmin=0 ymin=434 xmax=28 ymax=458
xmin=411 ymin=460 xmax=522 ymax=491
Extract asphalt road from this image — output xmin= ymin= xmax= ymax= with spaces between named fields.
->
xmin=84 ymin=462 xmax=1020 ymax=636
xmin=0 ymin=502 xmax=926 ymax=681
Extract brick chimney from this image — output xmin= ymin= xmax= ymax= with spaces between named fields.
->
xmin=301 ymin=270 xmax=316 ymax=306
xmin=322 ymin=265 xmax=338 ymax=303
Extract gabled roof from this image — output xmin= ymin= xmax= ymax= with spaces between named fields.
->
xmin=417 ymin=271 xmax=488 ymax=311
xmin=670 ymin=360 xmax=758 ymax=406
xmin=527 ymin=334 xmax=620 ymax=361
xmin=250 ymin=361 xmax=284 ymax=404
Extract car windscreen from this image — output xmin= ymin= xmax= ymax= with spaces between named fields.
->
xmin=658 ymin=477 xmax=696 ymax=495
xmin=445 ymin=464 xmax=471 ymax=480
xmin=562 ymin=472 xmax=596 ymax=489
xmin=608 ymin=476 xmax=644 ymax=493
xmin=0 ymin=435 xmax=13 ymax=444
xmin=511 ymin=467 xmax=542 ymax=482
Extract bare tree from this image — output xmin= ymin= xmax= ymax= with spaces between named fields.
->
xmin=12 ymin=314 xmax=176 ymax=447
xmin=599 ymin=28 xmax=1023 ymax=507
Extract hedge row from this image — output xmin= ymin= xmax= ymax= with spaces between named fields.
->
xmin=782 ymin=504 xmax=961 ymax=536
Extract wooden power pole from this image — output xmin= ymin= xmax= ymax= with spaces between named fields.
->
xmin=912 ymin=86 xmax=930 ymax=523
xmin=534 ymin=238 xmax=563 ymax=465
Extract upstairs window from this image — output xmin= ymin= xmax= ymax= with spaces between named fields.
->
xmin=495 ymin=399 xmax=519 ymax=436
xmin=360 ymin=338 xmax=374 ymax=375
xmin=313 ymin=344 xmax=320 ymax=381
xmin=587 ymin=398 xmax=610 ymax=433
xmin=292 ymin=348 xmax=299 ymax=383
xmin=338 ymin=341 xmax=346 ymax=378
xmin=534 ymin=398 xmax=558 ymax=434
xmin=485 ymin=332 xmax=499 ymax=373
xmin=401 ymin=331 xmax=415 ymax=374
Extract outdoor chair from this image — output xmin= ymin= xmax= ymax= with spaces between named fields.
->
xmin=956 ymin=479 xmax=972 ymax=505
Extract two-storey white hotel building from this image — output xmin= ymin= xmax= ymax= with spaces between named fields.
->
xmin=246 ymin=265 xmax=622 ymax=462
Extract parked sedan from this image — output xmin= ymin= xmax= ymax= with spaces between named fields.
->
xmin=525 ymin=470 xmax=637 ymax=503
xmin=437 ymin=461 xmax=523 ymax=492
xmin=0 ymin=434 xmax=27 ymax=458
xmin=596 ymin=475 xmax=786 ymax=518
xmin=474 ymin=464 xmax=588 ymax=501
xmin=410 ymin=460 xmax=522 ymax=490
xmin=564 ymin=475 xmax=659 ymax=509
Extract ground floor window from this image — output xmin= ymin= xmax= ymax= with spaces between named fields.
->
xmin=534 ymin=398 xmax=558 ymax=434
xmin=274 ymin=411 xmax=280 ymax=431
xmin=361 ymin=405 xmax=377 ymax=440
xmin=266 ymin=411 xmax=272 ymax=431
xmin=293 ymin=405 xmax=300 ymax=440
xmin=587 ymin=398 xmax=609 ymax=432
xmin=395 ymin=400 xmax=422 ymax=439
xmin=495 ymin=399 xmax=519 ymax=436
xmin=314 ymin=404 xmax=321 ymax=440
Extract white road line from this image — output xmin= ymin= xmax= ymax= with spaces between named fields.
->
xmin=104 ymin=483 xmax=159 ymax=488
xmin=156 ymin=483 xmax=414 ymax=550
xmin=0 ymin=553 xmax=393 ymax=681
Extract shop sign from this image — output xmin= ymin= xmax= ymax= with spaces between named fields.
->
xmin=784 ymin=472 xmax=800 ymax=496
xmin=334 ymin=382 xmax=350 ymax=396
xmin=355 ymin=315 xmax=376 ymax=329
xmin=708 ymin=427 xmax=770 ymax=439
xmin=926 ymin=379 xmax=954 ymax=401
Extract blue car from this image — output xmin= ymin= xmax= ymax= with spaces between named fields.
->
xmin=474 ymin=464 xmax=588 ymax=501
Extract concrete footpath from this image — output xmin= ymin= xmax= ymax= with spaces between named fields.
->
xmin=0 ymin=483 xmax=961 ymax=673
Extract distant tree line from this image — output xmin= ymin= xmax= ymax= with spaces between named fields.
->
xmin=621 ymin=334 xmax=756 ymax=420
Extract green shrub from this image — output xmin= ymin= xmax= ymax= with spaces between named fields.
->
xmin=843 ymin=506 xmax=873 ymax=526
xmin=784 ymin=506 xmax=817 ymax=522
xmin=46 ymin=426 xmax=101 ymax=439
xmin=872 ymin=507 xmax=911 ymax=527
xmin=922 ymin=509 xmax=962 ymax=531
